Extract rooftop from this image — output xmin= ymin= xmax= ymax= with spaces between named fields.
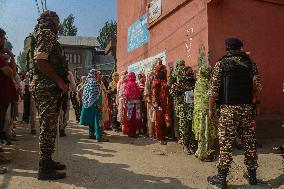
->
xmin=58 ymin=36 xmax=101 ymax=49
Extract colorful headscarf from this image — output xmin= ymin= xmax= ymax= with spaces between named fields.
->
xmin=138 ymin=73 xmax=146 ymax=89
xmin=109 ymin=72 xmax=119 ymax=91
xmin=175 ymin=59 xmax=185 ymax=72
xmin=173 ymin=66 xmax=195 ymax=93
xmin=154 ymin=64 xmax=167 ymax=81
xmin=82 ymin=69 xmax=101 ymax=108
xmin=126 ymin=72 xmax=141 ymax=101
xmin=117 ymin=71 xmax=128 ymax=90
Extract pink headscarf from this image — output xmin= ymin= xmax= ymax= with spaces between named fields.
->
xmin=125 ymin=72 xmax=141 ymax=101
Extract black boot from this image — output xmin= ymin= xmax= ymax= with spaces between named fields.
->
xmin=38 ymin=159 xmax=66 ymax=180
xmin=244 ymin=169 xmax=257 ymax=185
xmin=207 ymin=169 xmax=228 ymax=189
xmin=39 ymin=158 xmax=66 ymax=170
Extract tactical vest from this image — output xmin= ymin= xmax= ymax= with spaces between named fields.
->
xmin=49 ymin=42 xmax=69 ymax=84
xmin=218 ymin=57 xmax=253 ymax=105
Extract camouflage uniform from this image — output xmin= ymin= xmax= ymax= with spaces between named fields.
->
xmin=209 ymin=50 xmax=262 ymax=171
xmin=30 ymin=26 xmax=68 ymax=160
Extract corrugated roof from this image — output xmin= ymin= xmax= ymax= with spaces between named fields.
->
xmin=58 ymin=36 xmax=100 ymax=48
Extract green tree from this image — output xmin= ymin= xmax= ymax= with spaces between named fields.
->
xmin=17 ymin=51 xmax=27 ymax=72
xmin=97 ymin=20 xmax=117 ymax=50
xmin=58 ymin=14 xmax=78 ymax=36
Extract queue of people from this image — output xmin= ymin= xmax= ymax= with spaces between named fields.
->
xmin=1 ymin=9 xmax=282 ymax=189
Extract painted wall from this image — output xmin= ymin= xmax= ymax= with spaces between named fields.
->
xmin=117 ymin=0 xmax=210 ymax=73
xmin=208 ymin=0 xmax=284 ymax=138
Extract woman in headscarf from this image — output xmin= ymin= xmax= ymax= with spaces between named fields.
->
xmin=192 ymin=64 xmax=217 ymax=161
xmin=80 ymin=69 xmax=108 ymax=142
xmin=168 ymin=59 xmax=186 ymax=141
xmin=125 ymin=72 xmax=141 ymax=138
xmin=70 ymin=78 xmax=81 ymax=122
xmin=152 ymin=63 xmax=171 ymax=145
xmin=170 ymin=65 xmax=196 ymax=154
xmin=77 ymin=76 xmax=86 ymax=105
xmin=100 ymin=76 xmax=110 ymax=130
xmin=108 ymin=72 xmax=120 ymax=131
xmin=137 ymin=73 xmax=147 ymax=135
xmin=117 ymin=71 xmax=128 ymax=134
xmin=145 ymin=61 xmax=158 ymax=138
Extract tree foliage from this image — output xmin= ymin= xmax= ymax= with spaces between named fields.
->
xmin=58 ymin=14 xmax=78 ymax=36
xmin=17 ymin=51 xmax=27 ymax=72
xmin=97 ymin=20 xmax=117 ymax=50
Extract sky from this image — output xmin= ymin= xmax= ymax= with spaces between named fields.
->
xmin=0 ymin=0 xmax=117 ymax=57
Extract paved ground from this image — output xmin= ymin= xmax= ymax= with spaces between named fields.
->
xmin=0 ymin=113 xmax=283 ymax=189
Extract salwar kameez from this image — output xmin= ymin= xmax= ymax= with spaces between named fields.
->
xmin=80 ymin=93 xmax=102 ymax=140
xmin=127 ymin=102 xmax=140 ymax=137
xmin=193 ymin=64 xmax=218 ymax=160
xmin=170 ymin=65 xmax=196 ymax=148
xmin=152 ymin=64 xmax=171 ymax=142
xmin=125 ymin=73 xmax=142 ymax=138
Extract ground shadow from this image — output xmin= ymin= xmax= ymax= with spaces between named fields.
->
xmin=0 ymin=126 xmax=197 ymax=189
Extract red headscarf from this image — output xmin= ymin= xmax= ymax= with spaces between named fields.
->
xmin=125 ymin=72 xmax=141 ymax=101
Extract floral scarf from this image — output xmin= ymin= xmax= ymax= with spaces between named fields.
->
xmin=82 ymin=69 xmax=101 ymax=108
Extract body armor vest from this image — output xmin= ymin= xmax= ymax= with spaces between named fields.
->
xmin=219 ymin=56 xmax=253 ymax=105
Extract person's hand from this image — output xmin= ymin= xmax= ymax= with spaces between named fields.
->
xmin=208 ymin=109 xmax=214 ymax=120
xmin=57 ymin=80 xmax=68 ymax=94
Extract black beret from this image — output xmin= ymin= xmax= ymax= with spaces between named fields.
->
xmin=225 ymin=38 xmax=243 ymax=48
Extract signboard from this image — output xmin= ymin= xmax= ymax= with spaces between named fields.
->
xmin=148 ymin=0 xmax=162 ymax=23
xmin=127 ymin=14 xmax=150 ymax=52
xmin=128 ymin=51 xmax=166 ymax=76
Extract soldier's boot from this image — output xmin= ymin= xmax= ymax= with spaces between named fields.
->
xmin=38 ymin=159 xmax=66 ymax=180
xmin=207 ymin=169 xmax=228 ymax=189
xmin=244 ymin=169 xmax=257 ymax=185
xmin=39 ymin=158 xmax=66 ymax=170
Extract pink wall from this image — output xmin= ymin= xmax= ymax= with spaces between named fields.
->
xmin=208 ymin=0 xmax=284 ymax=115
xmin=117 ymin=0 xmax=209 ymax=73
xmin=207 ymin=0 xmax=284 ymax=138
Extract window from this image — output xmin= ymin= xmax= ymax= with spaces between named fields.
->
xmin=78 ymin=54 xmax=81 ymax=64
xmin=74 ymin=54 xmax=77 ymax=64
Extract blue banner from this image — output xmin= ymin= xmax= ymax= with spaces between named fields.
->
xmin=127 ymin=14 xmax=150 ymax=52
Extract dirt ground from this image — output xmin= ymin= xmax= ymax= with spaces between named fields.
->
xmin=0 ymin=110 xmax=283 ymax=189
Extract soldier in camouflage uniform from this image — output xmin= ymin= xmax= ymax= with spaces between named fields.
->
xmin=30 ymin=10 xmax=69 ymax=180
xmin=207 ymin=38 xmax=262 ymax=189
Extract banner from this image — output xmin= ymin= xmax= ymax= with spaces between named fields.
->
xmin=128 ymin=51 xmax=166 ymax=76
xmin=127 ymin=14 xmax=150 ymax=52
xmin=148 ymin=0 xmax=162 ymax=23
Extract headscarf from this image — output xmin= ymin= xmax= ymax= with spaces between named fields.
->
xmin=175 ymin=59 xmax=185 ymax=72
xmin=82 ymin=69 xmax=101 ymax=108
xmin=109 ymin=72 xmax=119 ymax=91
xmin=125 ymin=72 xmax=141 ymax=101
xmin=117 ymin=71 xmax=128 ymax=90
xmin=154 ymin=64 xmax=167 ymax=81
xmin=172 ymin=66 xmax=195 ymax=95
xmin=137 ymin=73 xmax=146 ymax=89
